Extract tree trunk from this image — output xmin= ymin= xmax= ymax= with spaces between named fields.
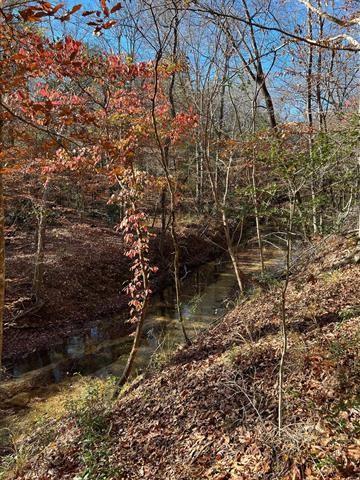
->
xmin=117 ymin=228 xmax=151 ymax=388
xmin=0 ymin=103 xmax=4 ymax=374
xmin=160 ymin=187 xmax=167 ymax=259
xmin=222 ymin=208 xmax=244 ymax=292
xmin=215 ymin=43 xmax=230 ymax=190
xmin=316 ymin=2 xmax=326 ymax=132
xmin=307 ymin=8 xmax=318 ymax=235
xmin=163 ymin=5 xmax=191 ymax=345
xmin=251 ymin=92 xmax=265 ymax=274
xmin=252 ymin=164 xmax=265 ymax=275
xmin=149 ymin=11 xmax=191 ymax=346
xmin=195 ymin=141 xmax=203 ymax=211
xmin=241 ymin=0 xmax=277 ymax=129
xmin=278 ymin=196 xmax=294 ymax=435
xmin=0 ymin=172 xmax=4 ymax=374
xmin=201 ymin=135 xmax=245 ymax=292
xmin=118 ymin=292 xmax=150 ymax=388
xmin=170 ymin=201 xmax=191 ymax=345
xmin=32 ymin=177 xmax=51 ymax=301
xmin=113 ymin=165 xmax=153 ymax=389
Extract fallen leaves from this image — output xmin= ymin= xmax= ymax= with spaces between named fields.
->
xmin=7 ymin=236 xmax=360 ymax=479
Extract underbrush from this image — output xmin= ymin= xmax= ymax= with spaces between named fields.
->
xmin=66 ymin=377 xmax=120 ymax=480
xmin=0 ymin=377 xmax=118 ymax=480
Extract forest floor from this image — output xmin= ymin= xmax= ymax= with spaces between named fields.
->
xmin=4 ymin=214 xmax=224 ymax=362
xmin=3 ymin=234 xmax=359 ymax=479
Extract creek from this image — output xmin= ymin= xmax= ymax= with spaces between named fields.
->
xmin=0 ymin=243 xmax=284 ymax=438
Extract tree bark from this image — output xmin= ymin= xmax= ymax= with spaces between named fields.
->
xmin=278 ymin=196 xmax=294 ymax=435
xmin=159 ymin=187 xmax=167 ymax=259
xmin=32 ymin=177 xmax=51 ymax=301
xmin=215 ymin=42 xmax=230 ymax=190
xmin=149 ymin=4 xmax=191 ymax=345
xmin=195 ymin=141 xmax=204 ymax=211
xmin=0 ymin=105 xmax=4 ymax=374
xmin=222 ymin=208 xmax=244 ymax=291
xmin=316 ymin=6 xmax=326 ymax=132
xmin=251 ymin=164 xmax=265 ymax=275
xmin=117 ymin=241 xmax=150 ymax=388
xmin=0 ymin=171 xmax=4 ymax=374
xmin=241 ymin=0 xmax=277 ymax=129
xmin=307 ymin=8 xmax=318 ymax=235
xmin=251 ymin=89 xmax=265 ymax=274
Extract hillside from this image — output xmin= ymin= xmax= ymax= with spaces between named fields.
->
xmin=7 ymin=235 xmax=359 ymax=480
xmin=1 ymin=2 xmax=359 ymax=479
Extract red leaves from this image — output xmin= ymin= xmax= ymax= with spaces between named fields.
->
xmin=170 ymin=110 xmax=198 ymax=144
xmin=19 ymin=8 xmax=46 ymax=22
xmin=118 ymin=190 xmax=157 ymax=325
xmin=17 ymin=2 xmax=83 ymax=24
xmin=51 ymin=3 xmax=65 ymax=14
xmin=69 ymin=4 xmax=82 ymax=15
xmin=80 ymin=1 xmax=121 ymax=34
xmin=101 ymin=0 xmax=109 ymax=17
xmin=16 ymin=1 xmax=120 ymax=33
xmin=2 ymin=22 xmax=192 ymax=334
xmin=110 ymin=2 xmax=122 ymax=14
xmin=18 ymin=3 xmax=69 ymax=23
xmin=102 ymin=20 xmax=117 ymax=29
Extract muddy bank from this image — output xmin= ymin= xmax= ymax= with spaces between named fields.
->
xmin=4 ymin=217 xmax=225 ymax=363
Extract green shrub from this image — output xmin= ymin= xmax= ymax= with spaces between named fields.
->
xmin=67 ymin=378 xmax=121 ymax=480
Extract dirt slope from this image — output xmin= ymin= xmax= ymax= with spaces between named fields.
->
xmin=10 ymin=235 xmax=360 ymax=479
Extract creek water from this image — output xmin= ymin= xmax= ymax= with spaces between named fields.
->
xmin=0 ymin=244 xmax=284 ymax=423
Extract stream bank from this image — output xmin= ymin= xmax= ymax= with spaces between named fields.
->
xmin=1 ymin=234 xmax=359 ymax=479
xmin=4 ymin=217 xmax=226 ymax=363
xmin=1 ymin=242 xmax=284 ymax=411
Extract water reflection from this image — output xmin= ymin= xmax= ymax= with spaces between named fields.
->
xmin=3 ymin=245 xmax=283 ymax=393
